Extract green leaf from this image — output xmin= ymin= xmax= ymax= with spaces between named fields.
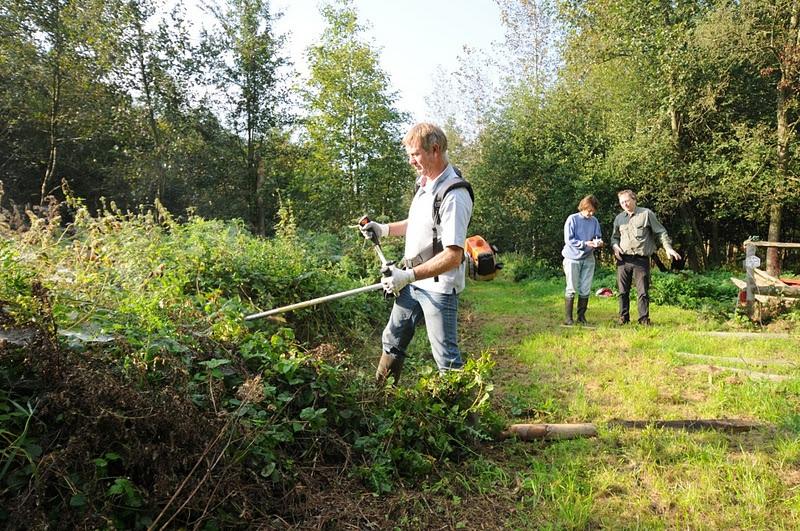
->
xmin=200 ymin=358 xmax=230 ymax=369
xmin=260 ymin=462 xmax=276 ymax=478
xmin=69 ymin=494 xmax=87 ymax=507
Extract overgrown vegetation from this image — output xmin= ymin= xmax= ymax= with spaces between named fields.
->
xmin=0 ymin=205 xmax=494 ymax=529
xmin=2 ymin=205 xmax=798 ymax=528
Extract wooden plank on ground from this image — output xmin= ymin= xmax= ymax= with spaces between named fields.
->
xmin=609 ymin=418 xmax=764 ymax=432
xmin=676 ymin=351 xmax=797 ymax=368
xmin=694 ymin=331 xmax=793 ymax=339
xmin=682 ymin=363 xmax=791 ymax=382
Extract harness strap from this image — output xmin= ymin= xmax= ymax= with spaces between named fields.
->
xmin=402 ymin=240 xmax=466 ymax=270
xmin=408 ymin=167 xmax=474 ymax=282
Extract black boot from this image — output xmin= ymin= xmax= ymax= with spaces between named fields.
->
xmin=577 ymin=296 xmax=589 ymax=325
xmin=564 ymin=296 xmax=574 ymax=326
xmin=376 ymin=352 xmax=404 ymax=385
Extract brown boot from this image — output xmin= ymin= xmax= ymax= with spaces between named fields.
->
xmin=376 ymin=352 xmax=404 ymax=385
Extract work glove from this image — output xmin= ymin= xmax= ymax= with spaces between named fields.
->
xmin=359 ymin=220 xmax=389 ymax=244
xmin=381 ymin=265 xmax=415 ymax=296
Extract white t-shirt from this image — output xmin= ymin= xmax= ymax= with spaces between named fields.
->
xmin=404 ymin=164 xmax=473 ymax=294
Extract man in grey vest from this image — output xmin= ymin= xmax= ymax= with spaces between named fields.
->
xmin=360 ymin=123 xmax=473 ymax=383
xmin=611 ymin=189 xmax=681 ymax=325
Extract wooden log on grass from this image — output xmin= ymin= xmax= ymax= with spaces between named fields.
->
xmin=676 ymin=351 xmax=797 ymax=368
xmin=694 ymin=331 xmax=792 ymax=339
xmin=499 ymin=423 xmax=598 ymax=441
xmin=682 ymin=363 xmax=791 ymax=382
xmin=500 ymin=419 xmax=768 ymax=441
xmin=609 ymin=419 xmax=764 ymax=432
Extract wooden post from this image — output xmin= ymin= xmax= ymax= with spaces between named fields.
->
xmin=744 ymin=242 xmax=756 ymax=315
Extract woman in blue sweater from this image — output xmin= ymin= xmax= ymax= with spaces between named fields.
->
xmin=562 ymin=195 xmax=603 ymax=325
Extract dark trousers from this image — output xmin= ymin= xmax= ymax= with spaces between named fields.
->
xmin=617 ymin=255 xmax=651 ymax=323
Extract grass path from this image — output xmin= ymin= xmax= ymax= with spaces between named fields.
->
xmin=455 ymin=277 xmax=800 ymax=529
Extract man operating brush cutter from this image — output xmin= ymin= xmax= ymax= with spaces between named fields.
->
xmin=359 ymin=123 xmax=473 ymax=385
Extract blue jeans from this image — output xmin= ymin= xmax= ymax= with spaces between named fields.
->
xmin=563 ymin=256 xmax=595 ymax=297
xmin=382 ymin=285 xmax=463 ymax=373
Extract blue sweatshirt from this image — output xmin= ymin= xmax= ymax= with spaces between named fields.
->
xmin=562 ymin=213 xmax=602 ymax=260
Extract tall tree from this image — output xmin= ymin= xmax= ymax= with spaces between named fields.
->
xmin=737 ymin=0 xmax=800 ymax=274
xmin=0 ymin=0 xmax=137 ymax=208
xmin=202 ymin=0 xmax=289 ymax=235
xmin=298 ymin=0 xmax=412 ymax=230
xmin=108 ymin=0 xmax=199 ymax=208
xmin=495 ymin=0 xmax=561 ymax=95
xmin=559 ymin=0 xmax=725 ymax=268
xmin=425 ymin=48 xmax=499 ymax=144
xmin=0 ymin=2 xmax=45 ymax=205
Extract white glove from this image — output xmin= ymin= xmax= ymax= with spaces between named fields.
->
xmin=360 ymin=221 xmax=389 ymax=242
xmin=381 ymin=266 xmax=415 ymax=295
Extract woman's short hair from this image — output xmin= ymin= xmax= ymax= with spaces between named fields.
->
xmin=578 ymin=195 xmax=599 ymax=212
xmin=403 ymin=122 xmax=448 ymax=154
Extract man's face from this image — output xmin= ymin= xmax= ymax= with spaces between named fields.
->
xmin=405 ymin=142 xmax=440 ymax=178
xmin=618 ymin=193 xmax=636 ymax=214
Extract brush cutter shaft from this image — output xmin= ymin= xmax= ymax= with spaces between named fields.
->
xmin=374 ymin=245 xmax=388 ymax=267
xmin=244 ymin=283 xmax=383 ymax=320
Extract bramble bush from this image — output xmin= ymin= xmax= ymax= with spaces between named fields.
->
xmin=0 ymin=201 xmax=496 ymax=528
xmin=648 ymin=269 xmax=739 ymax=317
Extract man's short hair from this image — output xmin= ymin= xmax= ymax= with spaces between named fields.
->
xmin=403 ymin=122 xmax=448 ymax=153
xmin=578 ymin=195 xmax=599 ymax=212
xmin=617 ymin=189 xmax=636 ymax=200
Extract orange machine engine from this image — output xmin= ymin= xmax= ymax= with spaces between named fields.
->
xmin=465 ymin=235 xmax=502 ymax=281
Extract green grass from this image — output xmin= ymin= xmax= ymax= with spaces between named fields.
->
xmin=454 ymin=275 xmax=800 ymax=529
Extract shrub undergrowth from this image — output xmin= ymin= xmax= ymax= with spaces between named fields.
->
xmin=0 ymin=202 xmax=495 ymax=528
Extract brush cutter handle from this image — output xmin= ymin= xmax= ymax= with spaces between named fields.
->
xmin=358 ymin=215 xmax=389 ymax=246
xmin=358 ymin=215 xmax=389 ymax=267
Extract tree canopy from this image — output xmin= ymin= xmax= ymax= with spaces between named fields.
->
xmin=1 ymin=0 xmax=799 ymax=270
